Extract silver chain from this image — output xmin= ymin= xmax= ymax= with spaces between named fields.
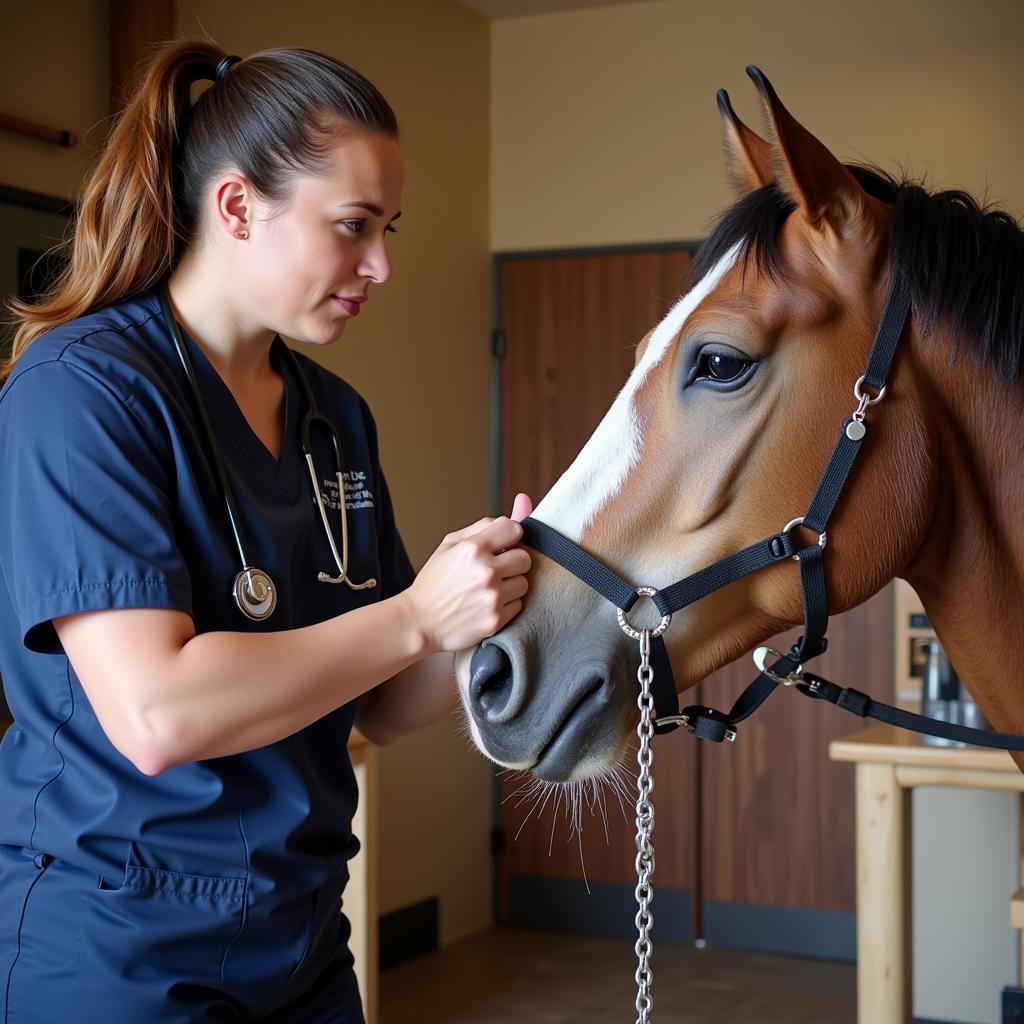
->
xmin=633 ymin=628 xmax=655 ymax=1024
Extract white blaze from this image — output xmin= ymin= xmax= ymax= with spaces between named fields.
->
xmin=532 ymin=244 xmax=741 ymax=539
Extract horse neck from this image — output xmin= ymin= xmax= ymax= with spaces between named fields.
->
xmin=900 ymin=322 xmax=1024 ymax=736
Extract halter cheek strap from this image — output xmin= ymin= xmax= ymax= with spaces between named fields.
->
xmin=519 ymin=282 xmax=1024 ymax=752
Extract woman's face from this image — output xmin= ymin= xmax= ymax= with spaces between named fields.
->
xmin=240 ymin=129 xmax=404 ymax=346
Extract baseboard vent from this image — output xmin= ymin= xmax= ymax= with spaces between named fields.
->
xmin=379 ymin=896 xmax=439 ymax=971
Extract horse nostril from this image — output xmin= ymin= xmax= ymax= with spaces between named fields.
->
xmin=469 ymin=644 xmax=514 ymax=721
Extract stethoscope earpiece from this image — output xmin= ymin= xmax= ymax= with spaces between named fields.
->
xmin=233 ymin=568 xmax=277 ymax=621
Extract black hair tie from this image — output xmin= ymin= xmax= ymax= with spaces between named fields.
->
xmin=214 ymin=55 xmax=242 ymax=82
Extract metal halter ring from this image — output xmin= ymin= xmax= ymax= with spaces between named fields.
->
xmin=782 ymin=517 xmax=827 ymax=562
xmin=616 ymin=586 xmax=671 ymax=641
xmin=753 ymin=645 xmax=804 ymax=686
xmin=853 ymin=375 xmax=886 ymax=406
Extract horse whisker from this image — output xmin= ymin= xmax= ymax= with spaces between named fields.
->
xmin=578 ymin=818 xmax=591 ymax=896
xmin=502 ymin=773 xmax=541 ymax=806
xmin=513 ymin=786 xmax=549 ymax=842
xmin=548 ymin=787 xmax=562 ymax=857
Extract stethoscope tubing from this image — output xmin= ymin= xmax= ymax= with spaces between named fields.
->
xmin=158 ymin=286 xmax=253 ymax=575
xmin=158 ymin=283 xmax=375 ymax=621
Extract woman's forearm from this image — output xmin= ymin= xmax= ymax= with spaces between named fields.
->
xmin=56 ymin=515 xmax=530 ymax=775
xmin=143 ymin=593 xmax=430 ymax=771
xmin=355 ymin=650 xmax=460 ymax=745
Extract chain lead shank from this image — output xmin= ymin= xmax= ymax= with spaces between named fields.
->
xmin=634 ymin=628 xmax=655 ymax=1023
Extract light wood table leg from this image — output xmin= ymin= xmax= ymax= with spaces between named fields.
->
xmin=856 ymin=761 xmax=912 ymax=1024
xmin=1019 ymin=793 xmax=1024 ymax=986
xmin=349 ymin=744 xmax=380 ymax=1024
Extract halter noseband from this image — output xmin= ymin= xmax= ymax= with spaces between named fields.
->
xmin=519 ymin=282 xmax=1024 ymax=752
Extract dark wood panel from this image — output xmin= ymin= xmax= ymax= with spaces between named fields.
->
xmin=109 ymin=0 xmax=175 ymax=115
xmin=699 ymin=585 xmax=893 ymax=914
xmin=499 ymin=250 xmax=694 ymax=509
xmin=496 ymin=249 xmax=698 ymax=917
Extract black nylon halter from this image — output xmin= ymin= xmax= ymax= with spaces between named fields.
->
xmin=520 ymin=282 xmax=1024 ymax=752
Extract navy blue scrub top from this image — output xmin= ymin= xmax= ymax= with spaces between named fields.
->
xmin=0 ymin=284 xmax=415 ymax=906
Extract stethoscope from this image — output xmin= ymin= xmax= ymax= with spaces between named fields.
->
xmin=158 ymin=285 xmax=376 ymax=622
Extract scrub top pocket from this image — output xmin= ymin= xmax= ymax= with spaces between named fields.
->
xmin=83 ymin=850 xmax=249 ymax=991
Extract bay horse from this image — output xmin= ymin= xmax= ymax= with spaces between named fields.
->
xmin=455 ymin=67 xmax=1024 ymax=784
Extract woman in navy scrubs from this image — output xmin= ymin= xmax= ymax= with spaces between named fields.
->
xmin=0 ymin=40 xmax=531 ymax=1022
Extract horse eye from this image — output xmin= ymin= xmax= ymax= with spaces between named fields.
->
xmin=694 ymin=350 xmax=753 ymax=384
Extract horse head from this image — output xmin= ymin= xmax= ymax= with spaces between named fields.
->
xmin=456 ymin=67 xmax=1024 ymax=781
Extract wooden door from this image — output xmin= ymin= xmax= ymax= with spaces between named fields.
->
xmin=494 ymin=246 xmax=892 ymax=957
xmin=494 ymin=247 xmax=701 ymax=941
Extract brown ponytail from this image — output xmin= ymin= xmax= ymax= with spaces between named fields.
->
xmin=2 ymin=38 xmax=398 ymax=382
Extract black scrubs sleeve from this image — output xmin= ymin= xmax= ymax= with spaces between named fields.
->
xmin=0 ymin=359 xmax=193 ymax=655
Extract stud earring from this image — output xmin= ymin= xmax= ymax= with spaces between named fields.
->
xmin=235 ymin=229 xmax=248 ymax=240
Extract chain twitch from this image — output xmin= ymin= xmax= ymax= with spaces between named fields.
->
xmin=634 ymin=629 xmax=656 ymax=1024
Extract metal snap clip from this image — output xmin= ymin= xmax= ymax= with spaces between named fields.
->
xmin=849 ymin=375 xmax=886 ymax=437
xmin=753 ymin=645 xmax=804 ymax=686
xmin=853 ymin=375 xmax=886 ymax=407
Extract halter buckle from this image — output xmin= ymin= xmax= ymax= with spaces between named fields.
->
xmin=753 ymin=645 xmax=805 ymax=686
xmin=617 ymin=586 xmax=671 ymax=640
xmin=676 ymin=706 xmax=737 ymax=743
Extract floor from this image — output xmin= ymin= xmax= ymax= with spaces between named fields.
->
xmin=378 ymin=927 xmax=856 ymax=1023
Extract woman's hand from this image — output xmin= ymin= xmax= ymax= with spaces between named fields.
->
xmin=404 ymin=492 xmax=533 ymax=653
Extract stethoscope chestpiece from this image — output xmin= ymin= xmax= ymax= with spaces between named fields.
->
xmin=233 ymin=568 xmax=277 ymax=621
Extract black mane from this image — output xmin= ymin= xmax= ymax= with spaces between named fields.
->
xmin=687 ymin=165 xmax=1024 ymax=382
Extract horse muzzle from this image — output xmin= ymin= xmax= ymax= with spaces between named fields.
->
xmin=464 ymin=637 xmax=633 ymax=781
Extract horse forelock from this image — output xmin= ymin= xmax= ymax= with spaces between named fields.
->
xmin=691 ymin=165 xmax=1024 ymax=384
xmin=532 ymin=243 xmax=742 ymax=542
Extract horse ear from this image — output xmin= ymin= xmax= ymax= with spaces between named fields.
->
xmin=746 ymin=65 xmax=873 ymax=236
xmin=717 ymin=88 xmax=774 ymax=196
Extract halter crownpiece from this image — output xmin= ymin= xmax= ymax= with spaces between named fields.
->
xmin=214 ymin=55 xmax=242 ymax=82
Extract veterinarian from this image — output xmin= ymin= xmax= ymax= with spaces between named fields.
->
xmin=0 ymin=40 xmax=531 ymax=1022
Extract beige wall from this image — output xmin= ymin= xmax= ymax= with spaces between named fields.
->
xmin=3 ymin=0 xmax=494 ymax=947
xmin=1 ymin=2 xmax=111 ymax=196
xmin=491 ymin=0 xmax=1024 ymax=251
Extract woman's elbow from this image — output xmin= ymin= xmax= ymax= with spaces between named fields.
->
xmin=130 ymin=745 xmax=174 ymax=777
xmin=353 ymin=719 xmax=399 ymax=747
xmin=114 ymin=706 xmax=187 ymax=776
xmin=353 ymin=699 xmax=401 ymax=747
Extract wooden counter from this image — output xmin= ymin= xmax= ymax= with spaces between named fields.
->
xmin=829 ymin=724 xmax=1023 ymax=1024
